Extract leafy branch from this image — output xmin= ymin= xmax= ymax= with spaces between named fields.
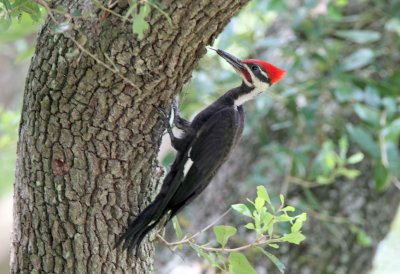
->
xmin=0 ymin=0 xmax=172 ymax=89
xmin=157 ymin=185 xmax=307 ymax=274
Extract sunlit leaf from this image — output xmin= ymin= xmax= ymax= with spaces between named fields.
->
xmin=132 ymin=4 xmax=150 ymax=39
xmin=257 ymin=185 xmax=273 ymax=211
xmin=231 ymin=204 xmax=252 ymax=217
xmin=282 ymin=206 xmax=295 ymax=212
xmin=228 ymin=252 xmax=257 ymax=274
xmin=337 ymin=168 xmax=361 ymax=179
xmin=357 ymin=229 xmax=373 ymax=247
xmin=213 ymin=225 xmax=237 ymax=247
xmin=245 ymin=223 xmax=255 ymax=230
xmin=281 ymin=231 xmax=306 ymax=244
xmin=277 ymin=214 xmax=293 ymax=222
xmin=279 ymin=194 xmax=284 ymax=205
xmin=347 ymin=153 xmax=364 ymax=164
xmin=255 ymin=197 xmax=265 ymax=213
xmin=291 ymin=213 xmax=307 ymax=233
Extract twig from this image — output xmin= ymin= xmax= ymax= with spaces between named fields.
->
xmin=157 ymin=208 xmax=232 ymax=247
xmin=158 ymin=232 xmax=283 ymax=253
xmin=190 ymin=237 xmax=282 ymax=253
xmin=288 ymin=176 xmax=323 ymax=188
xmin=92 ymin=0 xmax=132 ymax=22
xmin=307 ymin=208 xmax=356 ymax=225
xmin=393 ymin=178 xmax=400 ymax=191
xmin=378 ymin=110 xmax=389 ymax=167
xmin=33 ymin=0 xmax=140 ymax=90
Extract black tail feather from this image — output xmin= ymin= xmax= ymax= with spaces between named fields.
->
xmin=117 ymin=147 xmax=190 ymax=253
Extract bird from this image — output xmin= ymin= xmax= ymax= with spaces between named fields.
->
xmin=117 ymin=48 xmax=286 ymax=253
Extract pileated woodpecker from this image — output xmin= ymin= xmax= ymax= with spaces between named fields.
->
xmin=117 ymin=48 xmax=286 ymax=252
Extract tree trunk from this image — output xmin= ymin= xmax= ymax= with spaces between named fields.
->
xmin=11 ymin=1 xmax=249 ymax=273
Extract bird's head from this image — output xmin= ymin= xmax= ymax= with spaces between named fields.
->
xmin=210 ymin=48 xmax=286 ymax=90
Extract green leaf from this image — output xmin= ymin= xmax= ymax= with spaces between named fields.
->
xmin=337 ymin=168 xmax=361 ymax=179
xmin=190 ymin=244 xmax=217 ymax=266
xmin=277 ymin=214 xmax=293 ymax=222
xmin=386 ymin=118 xmax=400 ymax=140
xmin=282 ymin=206 xmax=295 ymax=212
xmin=347 ymin=152 xmax=364 ymax=164
xmin=255 ymin=197 xmax=265 ymax=213
xmin=339 ymin=135 xmax=349 ymax=161
xmin=245 ymin=223 xmax=255 ymax=230
xmin=357 ymin=229 xmax=373 ymax=247
xmin=232 ymin=204 xmax=252 ymax=217
xmin=213 ymin=225 xmax=237 ymax=247
xmin=1 ymin=0 xmax=12 ymax=11
xmin=279 ymin=194 xmax=285 ymax=205
xmin=257 ymin=185 xmax=275 ymax=211
xmin=0 ymin=17 xmax=11 ymax=31
xmin=346 ymin=124 xmax=380 ymax=158
xmin=335 ymin=30 xmax=381 ymax=44
xmin=342 ymin=48 xmax=374 ymax=71
xmin=354 ymin=104 xmax=380 ymax=126
xmin=257 ymin=185 xmax=272 ymax=205
xmin=374 ymin=162 xmax=391 ymax=192
xmin=228 ymin=252 xmax=257 ymax=274
xmin=291 ymin=213 xmax=307 ymax=233
xmin=172 ymin=216 xmax=182 ymax=240
xmin=268 ymin=243 xmax=279 ymax=249
xmin=281 ymin=231 xmax=306 ymax=244
xmin=385 ymin=18 xmax=400 ymax=35
xmin=256 ymin=247 xmax=285 ymax=274
xmin=132 ymin=4 xmax=150 ymax=39
xmin=19 ymin=1 xmax=42 ymax=21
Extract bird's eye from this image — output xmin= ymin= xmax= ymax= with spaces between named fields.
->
xmin=251 ymin=65 xmax=259 ymax=71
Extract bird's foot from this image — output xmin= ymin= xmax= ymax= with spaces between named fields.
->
xmin=155 ymin=106 xmax=174 ymax=138
xmin=172 ymin=99 xmax=191 ymax=131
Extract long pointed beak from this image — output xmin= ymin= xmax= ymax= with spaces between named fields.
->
xmin=209 ymin=47 xmax=245 ymax=72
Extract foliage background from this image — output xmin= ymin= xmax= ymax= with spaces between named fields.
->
xmin=0 ymin=0 xmax=399 ymax=273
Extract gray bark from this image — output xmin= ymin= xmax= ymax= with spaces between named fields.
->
xmin=11 ymin=1 xmax=250 ymax=273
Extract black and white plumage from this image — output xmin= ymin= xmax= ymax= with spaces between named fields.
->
xmin=117 ymin=48 xmax=286 ymax=253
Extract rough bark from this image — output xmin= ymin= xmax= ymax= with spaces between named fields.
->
xmin=11 ymin=0 xmax=250 ymax=273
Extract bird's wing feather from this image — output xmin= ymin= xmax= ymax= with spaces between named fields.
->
xmin=167 ymin=106 xmax=242 ymax=213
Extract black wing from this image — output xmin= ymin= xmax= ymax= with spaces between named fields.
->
xmin=166 ymin=106 xmax=243 ymax=218
xmin=117 ymin=106 xmax=243 ymax=252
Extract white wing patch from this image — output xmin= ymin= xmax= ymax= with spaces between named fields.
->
xmin=183 ymin=148 xmax=193 ymax=176
xmin=183 ymin=158 xmax=194 ymax=176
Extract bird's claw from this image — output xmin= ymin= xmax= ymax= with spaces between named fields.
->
xmin=155 ymin=106 xmax=171 ymax=127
